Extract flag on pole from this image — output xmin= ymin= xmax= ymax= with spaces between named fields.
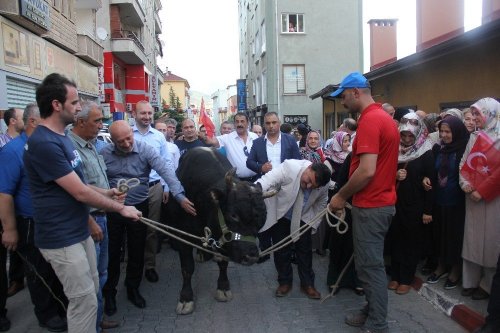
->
xmin=199 ymin=97 xmax=215 ymax=138
xmin=460 ymin=132 xmax=500 ymax=201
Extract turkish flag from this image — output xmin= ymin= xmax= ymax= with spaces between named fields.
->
xmin=199 ymin=97 xmax=215 ymax=138
xmin=460 ymin=132 xmax=500 ymax=201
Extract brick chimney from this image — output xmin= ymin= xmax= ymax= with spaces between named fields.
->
xmin=416 ymin=0 xmax=464 ymax=52
xmin=368 ymin=19 xmax=398 ymax=71
xmin=482 ymin=0 xmax=500 ymax=23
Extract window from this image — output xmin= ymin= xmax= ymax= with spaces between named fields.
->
xmin=283 ymin=65 xmax=305 ymax=94
xmin=261 ymin=71 xmax=267 ymax=104
xmin=260 ymin=21 xmax=266 ymax=54
xmin=281 ymin=14 xmax=304 ymax=33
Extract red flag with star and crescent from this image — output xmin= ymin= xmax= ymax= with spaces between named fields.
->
xmin=199 ymin=97 xmax=215 ymax=138
xmin=460 ymin=132 xmax=500 ymax=201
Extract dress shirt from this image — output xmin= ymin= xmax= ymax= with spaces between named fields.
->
xmin=265 ymin=133 xmax=282 ymax=167
xmin=217 ymin=131 xmax=258 ymax=178
xmin=68 ymin=131 xmax=109 ymax=212
xmin=166 ymin=141 xmax=180 ymax=170
xmin=132 ymin=124 xmax=173 ymax=192
xmin=100 ymin=140 xmax=185 ymax=206
xmin=0 ymin=132 xmax=13 ymax=148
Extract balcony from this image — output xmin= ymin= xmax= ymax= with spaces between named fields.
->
xmin=76 ymin=34 xmax=104 ymax=66
xmin=154 ymin=11 xmax=162 ymax=34
xmin=110 ymin=0 xmax=145 ymax=27
xmin=75 ymin=0 xmax=102 ymax=9
xmin=154 ymin=0 xmax=162 ymax=11
xmin=111 ymin=30 xmax=146 ymax=64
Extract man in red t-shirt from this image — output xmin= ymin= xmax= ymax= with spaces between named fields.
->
xmin=329 ymin=72 xmax=399 ymax=333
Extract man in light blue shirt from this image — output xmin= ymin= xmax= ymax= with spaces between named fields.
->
xmin=132 ymin=101 xmax=173 ymax=283
xmin=101 ymin=120 xmax=195 ymax=314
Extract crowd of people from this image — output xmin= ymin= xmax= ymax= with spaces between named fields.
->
xmin=0 ymin=71 xmax=498 ymax=333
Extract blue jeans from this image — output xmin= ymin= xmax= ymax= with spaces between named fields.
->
xmin=93 ymin=214 xmax=109 ymax=333
xmin=352 ymin=206 xmax=394 ymax=332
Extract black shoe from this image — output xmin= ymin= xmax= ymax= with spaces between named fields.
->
xmin=427 ymin=271 xmax=448 ymax=284
xmin=104 ymin=294 xmax=117 ymax=316
xmin=444 ymin=278 xmax=460 ymax=290
xmin=0 ymin=315 xmax=10 ymax=332
xmin=461 ymin=287 xmax=477 ymax=297
xmin=127 ymin=288 xmax=146 ymax=308
xmin=145 ymin=268 xmax=159 ymax=283
xmin=472 ymin=287 xmax=489 ymax=300
xmin=39 ymin=315 xmax=67 ymax=332
xmin=257 ymin=255 xmax=270 ymax=264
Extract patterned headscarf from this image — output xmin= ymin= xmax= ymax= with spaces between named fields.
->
xmin=398 ymin=113 xmax=432 ymax=163
xmin=325 ymin=131 xmax=350 ymax=164
xmin=471 ymin=97 xmax=500 ymax=138
xmin=300 ymin=130 xmax=325 ymax=163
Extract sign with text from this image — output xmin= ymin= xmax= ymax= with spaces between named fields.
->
xmin=150 ymin=75 xmax=159 ymax=107
xmin=237 ymin=79 xmax=247 ymax=111
xmin=19 ymin=0 xmax=50 ymax=30
xmin=284 ymin=115 xmax=308 ymax=126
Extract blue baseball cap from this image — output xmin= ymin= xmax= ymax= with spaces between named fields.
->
xmin=330 ymin=72 xmax=370 ymax=97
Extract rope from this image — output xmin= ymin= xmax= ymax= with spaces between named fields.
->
xmin=139 ymin=217 xmax=229 ymax=261
xmin=321 ymin=254 xmax=354 ymax=303
xmin=14 ymin=250 xmax=67 ymax=312
xmin=259 ymin=204 xmax=350 ymax=257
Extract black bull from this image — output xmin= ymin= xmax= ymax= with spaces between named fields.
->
xmin=167 ymin=147 xmax=268 ymax=314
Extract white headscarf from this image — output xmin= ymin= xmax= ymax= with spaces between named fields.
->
xmin=471 ymin=97 xmax=500 ymax=138
xmin=398 ymin=112 xmax=433 ymax=163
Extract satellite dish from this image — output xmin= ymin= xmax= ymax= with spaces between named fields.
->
xmin=96 ymin=27 xmax=108 ymax=41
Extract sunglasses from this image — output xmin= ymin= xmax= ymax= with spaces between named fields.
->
xmin=243 ymin=146 xmax=249 ymax=156
xmin=400 ymin=118 xmax=419 ymax=126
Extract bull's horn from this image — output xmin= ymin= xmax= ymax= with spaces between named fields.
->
xmin=262 ymin=184 xmax=281 ymax=198
xmin=225 ymin=168 xmax=237 ymax=188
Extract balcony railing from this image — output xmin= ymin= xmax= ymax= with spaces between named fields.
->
xmin=76 ymin=34 xmax=104 ymax=66
xmin=154 ymin=11 xmax=162 ymax=33
xmin=112 ymin=30 xmax=144 ymax=52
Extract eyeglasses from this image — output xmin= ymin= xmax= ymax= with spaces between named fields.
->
xmin=243 ymin=146 xmax=249 ymax=156
xmin=400 ymin=118 xmax=419 ymax=126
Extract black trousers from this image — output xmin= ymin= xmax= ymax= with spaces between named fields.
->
xmin=16 ymin=217 xmax=67 ymax=322
xmin=104 ymin=199 xmax=148 ymax=293
xmin=485 ymin=253 xmax=500 ymax=329
xmin=8 ymin=250 xmax=24 ymax=284
xmin=270 ymin=218 xmax=314 ymax=287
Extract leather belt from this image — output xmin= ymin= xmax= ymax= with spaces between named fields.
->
xmin=149 ymin=180 xmax=160 ymax=187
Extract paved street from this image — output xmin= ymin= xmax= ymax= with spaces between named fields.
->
xmin=7 ymin=243 xmax=465 ymax=333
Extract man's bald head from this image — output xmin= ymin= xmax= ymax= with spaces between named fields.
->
xmin=110 ymin=120 xmax=134 ymax=153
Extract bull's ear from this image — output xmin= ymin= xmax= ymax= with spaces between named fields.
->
xmin=225 ymin=168 xmax=237 ymax=189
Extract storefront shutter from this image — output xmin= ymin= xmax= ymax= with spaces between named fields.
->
xmin=6 ymin=77 xmax=37 ymax=108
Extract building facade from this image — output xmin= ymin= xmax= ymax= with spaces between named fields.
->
xmin=99 ymin=0 xmax=163 ymax=120
xmin=238 ymin=0 xmax=363 ymax=131
xmin=160 ymin=70 xmax=190 ymax=110
xmin=0 ymin=0 xmax=163 ymax=125
xmin=0 ymin=0 xmax=102 ymax=112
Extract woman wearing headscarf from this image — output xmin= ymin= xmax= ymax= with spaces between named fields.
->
xmin=423 ymin=116 xmax=470 ymax=289
xmin=299 ymin=130 xmax=326 ymax=163
xmin=387 ymin=113 xmax=434 ymax=295
xmin=459 ymin=97 xmax=500 ymax=300
xmin=324 ymin=132 xmax=364 ymax=295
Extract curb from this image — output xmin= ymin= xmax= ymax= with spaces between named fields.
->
xmin=412 ymin=276 xmax=485 ymax=332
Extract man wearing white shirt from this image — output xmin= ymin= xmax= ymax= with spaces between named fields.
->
xmin=204 ymin=112 xmax=258 ymax=182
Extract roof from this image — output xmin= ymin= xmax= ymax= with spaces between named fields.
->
xmin=309 ymin=84 xmax=339 ymax=101
xmin=164 ymin=72 xmax=187 ymax=82
xmin=365 ymin=17 xmax=500 ymax=80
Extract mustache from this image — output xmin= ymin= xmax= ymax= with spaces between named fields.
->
xmin=237 ymin=125 xmax=245 ymax=129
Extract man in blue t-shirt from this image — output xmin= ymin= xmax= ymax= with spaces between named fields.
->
xmin=0 ymin=103 xmax=68 ymax=331
xmin=24 ymin=73 xmax=142 ymax=333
